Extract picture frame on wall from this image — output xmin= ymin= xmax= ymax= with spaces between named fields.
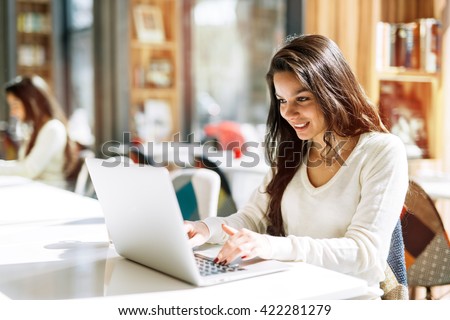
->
xmin=133 ymin=5 xmax=165 ymax=43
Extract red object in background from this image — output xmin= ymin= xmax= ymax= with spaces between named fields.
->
xmin=204 ymin=121 xmax=245 ymax=155
xmin=233 ymin=147 xmax=242 ymax=159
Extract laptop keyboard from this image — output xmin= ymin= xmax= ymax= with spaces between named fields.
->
xmin=194 ymin=254 xmax=244 ymax=277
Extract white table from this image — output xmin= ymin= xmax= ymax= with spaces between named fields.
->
xmin=0 ymin=180 xmax=369 ymax=300
xmin=0 ymin=177 xmax=103 ymax=225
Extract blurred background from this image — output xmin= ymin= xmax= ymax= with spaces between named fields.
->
xmin=1 ymin=0 xmax=449 ymax=204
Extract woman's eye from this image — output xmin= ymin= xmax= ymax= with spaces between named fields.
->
xmin=297 ymin=96 xmax=309 ymax=102
xmin=278 ymin=99 xmax=286 ymax=104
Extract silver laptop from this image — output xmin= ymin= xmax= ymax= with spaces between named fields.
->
xmin=86 ymin=158 xmax=290 ymax=286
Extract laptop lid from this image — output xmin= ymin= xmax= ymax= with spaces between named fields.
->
xmin=86 ymin=158 xmax=202 ymax=285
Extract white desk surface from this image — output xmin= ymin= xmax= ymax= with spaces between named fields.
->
xmin=0 ymin=177 xmax=103 ymax=225
xmin=0 ymin=179 xmax=369 ymax=300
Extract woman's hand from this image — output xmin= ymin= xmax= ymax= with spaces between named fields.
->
xmin=184 ymin=221 xmax=210 ymax=247
xmin=215 ymin=224 xmax=271 ymax=264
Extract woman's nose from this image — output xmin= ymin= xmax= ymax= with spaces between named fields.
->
xmin=282 ymin=102 xmax=299 ymax=119
xmin=9 ymin=109 xmax=19 ymax=120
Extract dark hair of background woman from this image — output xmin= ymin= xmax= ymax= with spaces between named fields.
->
xmin=5 ymin=76 xmax=77 ymax=178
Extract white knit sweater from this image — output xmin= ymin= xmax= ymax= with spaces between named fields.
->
xmin=204 ymin=132 xmax=409 ymax=290
xmin=0 ymin=119 xmax=67 ymax=188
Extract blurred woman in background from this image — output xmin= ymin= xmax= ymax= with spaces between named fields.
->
xmin=0 ymin=75 xmax=77 ymax=188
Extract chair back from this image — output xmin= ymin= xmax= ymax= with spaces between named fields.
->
xmin=194 ymin=156 xmax=238 ymax=217
xmin=381 ymin=219 xmax=409 ymax=299
xmin=75 ymin=155 xmax=134 ymax=197
xmin=171 ymin=168 xmax=221 ymax=220
xmin=72 ymin=149 xmax=95 ymax=196
xmin=402 ymin=180 xmax=450 ymax=287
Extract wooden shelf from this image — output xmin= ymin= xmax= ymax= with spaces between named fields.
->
xmin=377 ymin=69 xmax=439 ymax=83
xmin=18 ymin=64 xmax=51 ymax=70
xmin=132 ymin=87 xmax=174 ymax=95
xmin=374 ymin=2 xmax=445 ymax=160
xmin=129 ymin=0 xmax=181 ymax=142
xmin=130 ymin=40 xmax=176 ymax=50
xmin=17 ymin=0 xmax=49 ymax=5
xmin=377 ymin=67 xmax=438 ymax=77
xmin=17 ymin=31 xmax=51 ymax=36
xmin=304 ymin=0 xmax=449 ymax=168
xmin=15 ymin=0 xmax=53 ymax=87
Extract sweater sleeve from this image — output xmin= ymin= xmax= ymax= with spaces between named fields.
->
xmin=0 ymin=120 xmax=67 ymax=178
xmin=267 ymin=135 xmax=409 ymax=278
xmin=203 ymin=170 xmax=273 ymax=243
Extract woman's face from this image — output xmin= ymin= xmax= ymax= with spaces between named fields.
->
xmin=274 ymin=71 xmax=327 ymax=143
xmin=6 ymin=93 xmax=26 ymax=122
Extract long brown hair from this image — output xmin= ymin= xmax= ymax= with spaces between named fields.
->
xmin=5 ymin=75 xmax=77 ymax=178
xmin=264 ymin=35 xmax=388 ymax=236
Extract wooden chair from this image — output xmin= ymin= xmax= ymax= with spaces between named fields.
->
xmin=402 ymin=180 xmax=450 ymax=299
xmin=69 ymin=149 xmax=95 ymax=196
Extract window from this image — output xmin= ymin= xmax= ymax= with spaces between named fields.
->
xmin=190 ymin=0 xmax=286 ymax=138
xmin=65 ymin=0 xmax=94 ymax=147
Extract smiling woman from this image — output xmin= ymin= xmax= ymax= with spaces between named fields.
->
xmin=185 ymin=34 xmax=409 ymax=299
xmin=274 ymin=72 xmax=327 ymax=143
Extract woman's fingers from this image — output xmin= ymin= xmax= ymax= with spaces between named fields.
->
xmin=216 ymin=227 xmax=259 ymax=263
xmin=222 ymin=224 xmax=238 ymax=236
xmin=184 ymin=221 xmax=195 ymax=238
xmin=189 ymin=233 xmax=206 ymax=248
xmin=184 ymin=221 xmax=210 ymax=247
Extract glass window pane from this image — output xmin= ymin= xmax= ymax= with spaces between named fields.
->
xmin=69 ymin=0 xmax=93 ymax=30
xmin=192 ymin=0 xmax=286 ymax=137
xmin=66 ymin=0 xmax=94 ymax=147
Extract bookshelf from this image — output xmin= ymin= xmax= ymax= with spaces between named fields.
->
xmin=128 ymin=0 xmax=181 ymax=143
xmin=304 ymin=0 xmax=448 ymax=170
xmin=375 ymin=3 xmax=443 ymax=161
xmin=15 ymin=0 xmax=53 ymax=86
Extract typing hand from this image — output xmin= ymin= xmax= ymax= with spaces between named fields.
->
xmin=215 ymin=224 xmax=271 ymax=265
xmin=184 ymin=221 xmax=210 ymax=247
